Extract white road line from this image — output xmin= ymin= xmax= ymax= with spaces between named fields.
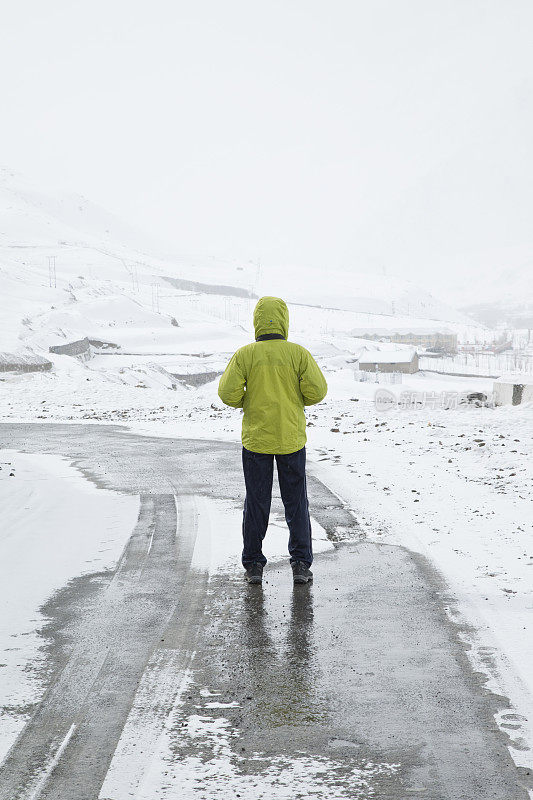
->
xmin=147 ymin=526 xmax=155 ymax=554
xmin=27 ymin=724 xmax=76 ymax=800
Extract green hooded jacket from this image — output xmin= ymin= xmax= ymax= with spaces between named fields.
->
xmin=218 ymin=296 xmax=328 ymax=454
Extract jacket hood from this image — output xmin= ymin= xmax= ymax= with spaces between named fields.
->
xmin=253 ymin=296 xmax=289 ymax=340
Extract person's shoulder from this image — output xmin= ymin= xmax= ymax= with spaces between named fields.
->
xmin=240 ymin=341 xmax=257 ymax=353
xmin=233 ymin=341 xmax=256 ymax=360
xmin=287 ymin=341 xmax=311 ymax=358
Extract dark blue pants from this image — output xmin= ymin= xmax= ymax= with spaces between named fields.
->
xmin=242 ymin=446 xmax=313 ymax=568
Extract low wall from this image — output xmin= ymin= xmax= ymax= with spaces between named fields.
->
xmin=49 ymin=337 xmax=92 ymax=360
xmin=359 ymin=361 xmax=418 ymax=374
xmin=163 ymin=276 xmax=256 ymax=299
xmin=171 ymin=371 xmax=222 ymax=387
xmin=494 ymin=381 xmax=533 ymax=406
xmin=0 ymin=353 xmax=53 ymax=373
xmin=49 ymin=338 xmax=119 ymax=361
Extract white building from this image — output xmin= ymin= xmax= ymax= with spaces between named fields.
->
xmin=493 ymin=374 xmax=533 ymax=406
xmin=358 ymin=349 xmax=419 ymax=374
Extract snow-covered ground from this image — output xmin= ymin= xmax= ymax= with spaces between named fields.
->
xmin=1 ymin=167 xmax=532 ymax=782
xmin=2 ymin=366 xmax=530 ymax=775
xmin=309 ymin=391 xmax=533 ymax=768
xmin=0 ymin=451 xmax=138 ymax=761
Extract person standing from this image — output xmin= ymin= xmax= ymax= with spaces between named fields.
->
xmin=218 ymin=296 xmax=327 ymax=585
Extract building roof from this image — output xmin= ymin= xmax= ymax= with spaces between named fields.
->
xmin=358 ymin=349 xmax=417 ymax=364
xmin=495 ymin=373 xmax=533 ymax=386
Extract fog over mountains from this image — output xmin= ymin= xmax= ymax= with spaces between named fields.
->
xmin=1 ymin=166 xmax=485 ymax=355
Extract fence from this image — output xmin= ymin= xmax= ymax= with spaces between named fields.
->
xmin=353 ymin=369 xmax=403 ymax=384
xmin=419 ymin=352 xmax=533 ymax=377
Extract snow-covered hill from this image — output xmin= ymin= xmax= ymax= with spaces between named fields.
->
xmin=0 ymin=167 xmax=482 ymax=362
xmin=434 ymin=243 xmax=533 ymax=327
xmin=460 ymin=259 xmax=533 ymax=327
xmin=0 ymin=166 xmax=161 ymax=252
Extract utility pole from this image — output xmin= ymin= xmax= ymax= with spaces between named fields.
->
xmin=48 ymin=256 xmax=57 ymax=288
xmin=151 ymin=282 xmax=160 ymax=313
xmin=251 ymin=258 xmax=262 ymax=297
xmin=122 ymin=260 xmax=139 ymax=292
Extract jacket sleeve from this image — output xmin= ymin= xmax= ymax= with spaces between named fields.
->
xmin=299 ymin=349 xmax=327 ymax=406
xmin=218 ymin=350 xmax=246 ymax=408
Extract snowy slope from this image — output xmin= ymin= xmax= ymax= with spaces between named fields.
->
xmin=460 ymin=259 xmax=533 ymax=327
xmin=434 ymin=243 xmax=533 ymax=327
xmin=0 ymin=165 xmax=162 ymax=251
xmin=0 ymin=167 xmax=483 ymax=364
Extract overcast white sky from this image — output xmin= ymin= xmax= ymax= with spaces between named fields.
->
xmin=1 ymin=1 xmax=532 ymax=294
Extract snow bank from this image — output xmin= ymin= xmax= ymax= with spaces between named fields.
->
xmin=0 ymin=450 xmax=138 ymax=761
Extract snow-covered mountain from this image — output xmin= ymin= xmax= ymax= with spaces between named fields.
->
xmin=0 ymin=166 xmax=161 ymax=252
xmin=0 ymin=167 xmax=483 ymax=366
xmin=460 ymin=260 xmax=533 ymax=327
xmin=433 ymin=242 xmax=533 ymax=328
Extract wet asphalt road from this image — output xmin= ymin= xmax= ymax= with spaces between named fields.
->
xmin=0 ymin=423 xmax=528 ymax=799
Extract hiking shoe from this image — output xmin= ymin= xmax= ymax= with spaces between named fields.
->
xmin=244 ymin=563 xmax=263 ymax=584
xmin=292 ymin=561 xmax=313 ymax=584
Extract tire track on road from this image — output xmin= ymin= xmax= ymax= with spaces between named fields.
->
xmin=0 ymin=424 xmax=529 ymax=799
xmin=0 ymin=493 xmax=203 ymax=800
